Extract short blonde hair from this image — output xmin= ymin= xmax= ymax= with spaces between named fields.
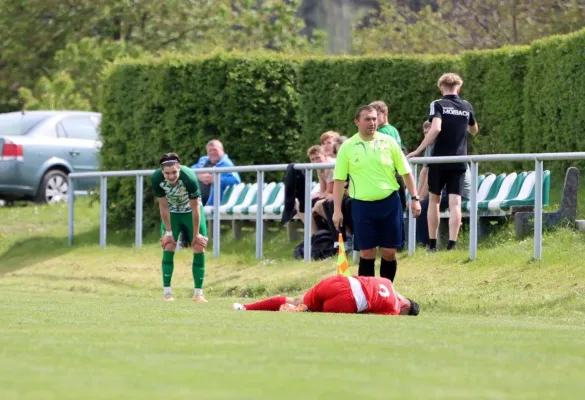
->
xmin=438 ymin=73 xmax=463 ymax=90
xmin=307 ymin=145 xmax=324 ymax=158
xmin=369 ymin=100 xmax=388 ymax=114
xmin=320 ymin=131 xmax=340 ymax=144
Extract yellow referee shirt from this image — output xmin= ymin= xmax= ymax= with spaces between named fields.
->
xmin=333 ymin=132 xmax=411 ymax=201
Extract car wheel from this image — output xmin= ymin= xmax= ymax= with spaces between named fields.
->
xmin=36 ymin=170 xmax=69 ymax=204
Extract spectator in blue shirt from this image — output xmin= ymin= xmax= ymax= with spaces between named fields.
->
xmin=191 ymin=140 xmax=241 ymax=206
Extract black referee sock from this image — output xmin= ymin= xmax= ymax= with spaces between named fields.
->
xmin=358 ymin=258 xmax=375 ymax=277
xmin=447 ymin=240 xmax=457 ymax=251
xmin=429 ymin=239 xmax=437 ymax=250
xmin=380 ymin=258 xmax=397 ymax=282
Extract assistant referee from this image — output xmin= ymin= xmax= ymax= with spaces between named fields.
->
xmin=333 ymin=105 xmax=421 ymax=283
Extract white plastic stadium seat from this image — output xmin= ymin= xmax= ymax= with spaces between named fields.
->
xmin=464 ymin=174 xmax=495 ymax=211
xmin=218 ymin=183 xmax=246 ymax=214
xmin=503 ymin=171 xmax=536 ymax=206
xmin=247 ymin=182 xmax=276 ymax=215
xmin=204 ymin=184 xmax=239 ymax=215
xmin=264 ymin=184 xmax=285 ymax=214
xmin=487 ymin=172 xmax=517 ymax=211
xmin=229 ymin=183 xmax=258 ymax=215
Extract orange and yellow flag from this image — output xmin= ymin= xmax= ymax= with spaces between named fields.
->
xmin=336 ymin=233 xmax=352 ymax=277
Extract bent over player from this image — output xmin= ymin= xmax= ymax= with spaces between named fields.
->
xmin=151 ymin=152 xmax=209 ymax=303
xmin=233 ymin=275 xmax=420 ymax=316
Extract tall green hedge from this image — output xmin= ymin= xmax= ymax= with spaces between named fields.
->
xmin=461 ymin=48 xmax=528 ymax=156
xmin=100 ymin=29 xmax=585 ymax=230
xmin=523 ymin=30 xmax=585 ymax=174
xmin=100 ymin=54 xmax=301 ymax=230
xmin=298 ymin=55 xmax=461 ymax=152
xmin=461 ymin=47 xmax=529 ymax=172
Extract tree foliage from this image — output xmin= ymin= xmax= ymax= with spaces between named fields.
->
xmin=100 ymin=53 xmax=301 ymax=229
xmin=19 ymin=38 xmax=144 ymax=111
xmin=0 ymin=0 xmax=325 ymax=111
xmin=352 ymin=0 xmax=585 ymax=54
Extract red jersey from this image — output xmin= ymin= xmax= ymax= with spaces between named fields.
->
xmin=355 ymin=276 xmax=405 ymax=315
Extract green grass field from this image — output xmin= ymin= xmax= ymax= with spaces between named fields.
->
xmin=1 ymin=196 xmax=585 ymax=399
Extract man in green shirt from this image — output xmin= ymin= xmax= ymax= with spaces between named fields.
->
xmin=332 ymin=105 xmax=421 ymax=283
xmin=151 ymin=152 xmax=208 ymax=302
xmin=370 ymin=100 xmax=402 ymax=147
xmin=371 ymin=99 xmax=408 ymax=226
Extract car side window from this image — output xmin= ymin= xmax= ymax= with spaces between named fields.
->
xmin=56 ymin=123 xmax=67 ymax=138
xmin=59 ymin=116 xmax=98 ymax=141
xmin=89 ymin=115 xmax=102 ymax=138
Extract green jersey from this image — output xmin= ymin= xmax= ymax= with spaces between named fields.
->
xmin=334 ymin=132 xmax=411 ymax=201
xmin=151 ymin=165 xmax=201 ymax=213
xmin=377 ymin=124 xmax=402 ymax=148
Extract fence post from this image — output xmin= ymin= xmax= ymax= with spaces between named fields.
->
xmin=469 ymin=161 xmax=478 ymax=260
xmin=255 ymin=170 xmax=265 ymax=260
xmin=303 ymin=168 xmax=313 ymax=263
xmin=68 ymin=177 xmax=75 ymax=246
xmin=99 ymin=176 xmax=107 ymax=249
xmin=135 ymin=175 xmax=144 ymax=249
xmin=408 ymin=164 xmax=418 ymax=255
xmin=534 ymin=160 xmax=544 ymax=260
xmin=212 ymin=171 xmax=221 ymax=258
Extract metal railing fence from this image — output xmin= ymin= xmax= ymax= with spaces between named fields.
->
xmin=67 ymin=152 xmax=585 ymax=262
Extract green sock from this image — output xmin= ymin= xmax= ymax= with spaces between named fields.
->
xmin=192 ymin=253 xmax=205 ymax=290
xmin=162 ymin=251 xmax=175 ymax=287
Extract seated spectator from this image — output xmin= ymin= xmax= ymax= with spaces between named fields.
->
xmin=414 ymin=121 xmax=471 ymax=246
xmin=296 ymin=145 xmax=334 ymax=235
xmin=319 ymin=130 xmax=340 ymax=158
xmin=191 ymin=140 xmax=241 ymax=206
xmin=318 ymin=136 xmax=354 ymax=249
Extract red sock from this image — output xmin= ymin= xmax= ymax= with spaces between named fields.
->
xmin=244 ymin=296 xmax=287 ymax=311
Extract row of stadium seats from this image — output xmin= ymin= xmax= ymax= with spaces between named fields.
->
xmin=462 ymin=170 xmax=550 ymax=212
xmin=204 ymin=169 xmax=551 ymax=221
xmin=203 ymin=181 xmax=321 ymax=220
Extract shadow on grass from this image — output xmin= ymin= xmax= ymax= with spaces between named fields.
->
xmin=22 ymin=272 xmax=139 ymax=289
xmin=216 ymin=226 xmax=297 ymax=261
xmin=0 ymin=224 xmax=297 ymax=276
xmin=0 ymin=228 xmax=160 ymax=276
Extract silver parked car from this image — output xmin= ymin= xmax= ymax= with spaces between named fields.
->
xmin=0 ymin=110 xmax=101 ymax=203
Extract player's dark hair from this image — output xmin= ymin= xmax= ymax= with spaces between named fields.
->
xmin=159 ymin=152 xmax=181 ymax=166
xmin=354 ymin=105 xmax=376 ymax=121
xmin=406 ymin=298 xmax=420 ymax=316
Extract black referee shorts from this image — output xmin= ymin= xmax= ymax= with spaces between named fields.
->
xmin=351 ymin=191 xmax=403 ymax=251
xmin=428 ymin=166 xmax=465 ymax=196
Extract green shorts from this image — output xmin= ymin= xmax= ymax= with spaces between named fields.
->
xmin=159 ymin=206 xmax=208 ymax=242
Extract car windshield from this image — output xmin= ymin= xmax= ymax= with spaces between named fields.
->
xmin=0 ymin=113 xmax=49 ymax=136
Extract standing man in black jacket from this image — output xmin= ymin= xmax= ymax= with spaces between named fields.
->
xmin=408 ymin=73 xmax=479 ymax=251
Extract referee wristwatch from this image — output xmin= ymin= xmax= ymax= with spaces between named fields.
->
xmin=412 ymin=195 xmax=420 ymax=202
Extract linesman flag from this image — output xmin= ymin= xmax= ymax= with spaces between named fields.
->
xmin=336 ymin=232 xmax=351 ymax=277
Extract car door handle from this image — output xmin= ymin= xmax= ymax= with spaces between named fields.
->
xmin=69 ymin=150 xmax=81 ymax=157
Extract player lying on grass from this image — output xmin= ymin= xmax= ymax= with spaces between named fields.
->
xmin=152 ymin=152 xmax=209 ymax=303
xmin=233 ymin=275 xmax=420 ymax=316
